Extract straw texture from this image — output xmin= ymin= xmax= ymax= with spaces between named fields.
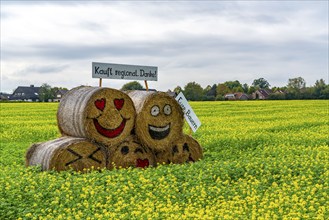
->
xmin=26 ymin=136 xmax=107 ymax=172
xmin=128 ymin=90 xmax=184 ymax=151
xmin=108 ymin=135 xmax=156 ymax=169
xmin=57 ymin=86 xmax=136 ymax=147
xmin=171 ymin=134 xmax=203 ymax=164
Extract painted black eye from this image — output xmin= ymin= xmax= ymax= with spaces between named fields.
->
xmin=163 ymin=104 xmax=172 ymax=116
xmin=183 ymin=143 xmax=189 ymax=152
xmin=151 ymin=105 xmax=160 ymax=116
xmin=121 ymin=146 xmax=129 ymax=155
xmin=134 ymin=148 xmax=144 ymax=154
xmin=172 ymin=145 xmax=178 ymax=155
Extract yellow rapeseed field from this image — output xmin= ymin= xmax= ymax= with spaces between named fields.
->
xmin=0 ymin=100 xmax=328 ymax=219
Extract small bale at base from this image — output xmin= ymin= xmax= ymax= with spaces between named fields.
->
xmin=153 ymin=149 xmax=172 ymax=165
xmin=108 ymin=135 xmax=156 ymax=169
xmin=26 ymin=136 xmax=107 ymax=172
xmin=170 ymin=134 xmax=203 ymax=164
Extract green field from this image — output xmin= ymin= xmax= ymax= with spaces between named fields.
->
xmin=1 ymin=100 xmax=328 ymax=219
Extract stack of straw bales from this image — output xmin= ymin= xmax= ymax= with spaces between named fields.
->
xmin=127 ymin=90 xmax=203 ymax=165
xmin=26 ymin=87 xmax=203 ymax=172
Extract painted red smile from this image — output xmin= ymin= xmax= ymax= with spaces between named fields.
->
xmin=136 ymin=158 xmax=149 ymax=168
xmin=93 ymin=118 xmax=126 ymax=138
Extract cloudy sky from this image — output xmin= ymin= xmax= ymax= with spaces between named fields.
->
xmin=1 ymin=1 xmax=328 ymax=93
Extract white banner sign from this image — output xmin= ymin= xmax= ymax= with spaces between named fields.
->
xmin=92 ymin=62 xmax=158 ymax=81
xmin=175 ymin=92 xmax=201 ymax=132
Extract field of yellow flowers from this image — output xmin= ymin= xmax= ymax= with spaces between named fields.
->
xmin=1 ymin=100 xmax=328 ymax=219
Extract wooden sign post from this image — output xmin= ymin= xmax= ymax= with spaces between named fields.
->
xmin=92 ymin=62 xmax=158 ymax=90
xmin=144 ymin=80 xmax=149 ymax=91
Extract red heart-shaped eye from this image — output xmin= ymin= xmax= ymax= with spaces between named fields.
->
xmin=136 ymin=159 xmax=149 ymax=168
xmin=114 ymin=99 xmax=124 ymax=110
xmin=95 ymin=98 xmax=106 ymax=111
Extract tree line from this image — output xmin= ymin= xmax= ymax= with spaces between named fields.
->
xmin=39 ymin=83 xmax=68 ymax=102
xmin=122 ymin=77 xmax=329 ymax=101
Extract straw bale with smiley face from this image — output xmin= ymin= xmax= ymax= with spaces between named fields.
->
xmin=57 ymin=86 xmax=136 ymax=147
xmin=127 ymin=90 xmax=184 ymax=152
xmin=26 ymin=136 xmax=108 ymax=172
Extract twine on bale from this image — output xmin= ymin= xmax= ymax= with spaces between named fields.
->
xmin=57 ymin=86 xmax=136 ymax=147
xmin=108 ymin=135 xmax=156 ymax=169
xmin=25 ymin=136 xmax=108 ymax=172
xmin=171 ymin=134 xmax=203 ymax=164
xmin=127 ymin=90 xmax=184 ymax=151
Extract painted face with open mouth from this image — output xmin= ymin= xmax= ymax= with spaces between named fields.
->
xmin=148 ymin=104 xmax=172 ymax=140
xmin=134 ymin=92 xmax=184 ymax=151
xmin=108 ymin=135 xmax=156 ymax=169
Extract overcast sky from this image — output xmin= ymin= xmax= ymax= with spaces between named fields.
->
xmin=1 ymin=1 xmax=328 ymax=93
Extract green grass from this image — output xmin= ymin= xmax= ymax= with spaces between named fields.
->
xmin=1 ymin=101 xmax=328 ymax=219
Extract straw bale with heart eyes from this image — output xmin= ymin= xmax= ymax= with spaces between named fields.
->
xmin=57 ymin=86 xmax=136 ymax=147
xmin=127 ymin=90 xmax=184 ymax=152
xmin=25 ymin=136 xmax=108 ymax=172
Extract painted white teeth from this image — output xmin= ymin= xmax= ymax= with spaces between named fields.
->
xmin=149 ymin=124 xmax=170 ymax=132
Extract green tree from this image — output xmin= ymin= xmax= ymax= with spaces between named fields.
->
xmin=216 ymin=83 xmax=231 ymax=96
xmin=252 ymin=78 xmax=270 ymax=89
xmin=39 ymin=83 xmax=54 ymax=102
xmin=173 ymin=86 xmax=183 ymax=94
xmin=224 ymin=80 xmax=242 ymax=90
xmin=203 ymin=85 xmax=212 ymax=95
xmin=203 ymin=84 xmax=217 ymax=101
xmin=242 ymin=83 xmax=249 ymax=93
xmin=224 ymin=80 xmax=243 ymax=92
xmin=207 ymin=84 xmax=217 ymax=97
xmin=287 ymin=77 xmax=306 ymax=90
xmin=287 ymin=77 xmax=306 ymax=99
xmin=184 ymin=82 xmax=203 ymax=101
xmin=314 ymin=79 xmax=326 ymax=98
xmin=320 ymin=85 xmax=329 ymax=99
xmin=121 ymin=81 xmax=143 ymax=91
xmin=247 ymin=86 xmax=256 ymax=95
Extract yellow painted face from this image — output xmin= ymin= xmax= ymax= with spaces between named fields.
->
xmin=171 ymin=142 xmax=192 ymax=164
xmin=108 ymin=136 xmax=155 ymax=169
xmin=136 ymin=93 xmax=184 ymax=149
xmin=86 ymin=89 xmax=135 ymax=146
xmin=171 ymin=135 xmax=203 ymax=164
xmin=53 ymin=142 xmax=107 ymax=172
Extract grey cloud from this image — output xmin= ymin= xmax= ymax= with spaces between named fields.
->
xmin=3 ymin=31 xmax=326 ymax=71
xmin=18 ymin=64 xmax=69 ymax=75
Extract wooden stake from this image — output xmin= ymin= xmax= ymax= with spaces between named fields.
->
xmin=99 ymin=78 xmax=102 ymax=87
xmin=144 ymin=80 xmax=149 ymax=91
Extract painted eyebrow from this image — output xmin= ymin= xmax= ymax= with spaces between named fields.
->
xmin=134 ymin=148 xmax=144 ymax=154
xmin=115 ymin=141 xmax=129 ymax=150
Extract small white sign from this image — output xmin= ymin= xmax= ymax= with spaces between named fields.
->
xmin=175 ymin=92 xmax=201 ymax=132
xmin=92 ymin=62 xmax=158 ymax=81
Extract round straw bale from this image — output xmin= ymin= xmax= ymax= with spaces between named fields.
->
xmin=108 ymin=135 xmax=156 ymax=169
xmin=152 ymin=149 xmax=172 ymax=165
xmin=26 ymin=136 xmax=107 ymax=172
xmin=171 ymin=134 xmax=203 ymax=164
xmin=127 ymin=90 xmax=184 ymax=151
xmin=57 ymin=86 xmax=136 ymax=147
